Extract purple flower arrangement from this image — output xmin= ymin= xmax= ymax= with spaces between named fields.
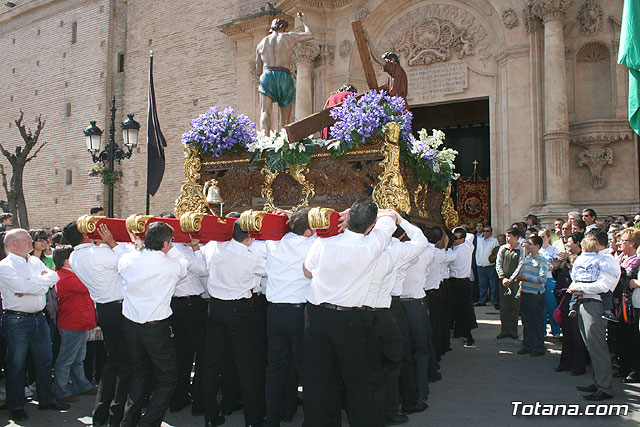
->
xmin=328 ymin=90 xmax=413 ymax=156
xmin=182 ymin=106 xmax=256 ymax=157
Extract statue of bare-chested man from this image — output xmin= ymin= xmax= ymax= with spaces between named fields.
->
xmin=256 ymin=12 xmax=313 ymax=133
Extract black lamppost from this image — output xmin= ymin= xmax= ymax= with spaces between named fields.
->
xmin=84 ymin=96 xmax=140 ymax=217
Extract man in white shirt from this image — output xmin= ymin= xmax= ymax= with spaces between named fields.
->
xmin=0 ymin=229 xmax=69 ymax=422
xmin=202 ymin=221 xmax=267 ymax=427
xmin=582 ymin=208 xmax=598 ymax=233
xmin=448 ymin=227 xmax=477 ymax=346
xmin=568 ymin=229 xmax=620 ymax=401
xmin=168 ymin=239 xmax=208 ymax=415
xmin=119 ymin=222 xmax=188 ymax=426
xmin=302 ymin=199 xmax=400 ymax=427
xmin=475 ymin=225 xmax=499 ymax=308
xmin=63 ymin=221 xmax=132 ymax=427
xmin=264 ymin=207 xmax=315 ymax=427
xmin=365 ymin=217 xmax=428 ymax=425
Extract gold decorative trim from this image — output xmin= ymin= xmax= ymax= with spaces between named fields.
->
xmin=413 ymin=184 xmax=429 ymax=218
xmin=261 ymin=164 xmax=315 ymax=213
xmin=180 ymin=212 xmax=206 ymax=233
xmin=202 ymin=158 xmax=251 ymax=166
xmin=77 ymin=215 xmax=105 ymax=234
xmin=308 ymin=207 xmax=335 ymax=229
xmin=311 ymin=148 xmax=381 ymax=159
xmin=441 ymin=183 xmax=458 ymax=230
xmin=175 ymin=147 xmax=209 ymax=218
xmin=125 ymin=214 xmax=153 ymax=234
xmin=239 ymin=210 xmax=267 ymax=232
xmin=372 ymin=122 xmax=411 ymax=213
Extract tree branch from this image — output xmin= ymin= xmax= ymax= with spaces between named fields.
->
xmin=0 ymin=164 xmax=10 ymax=201
xmin=25 ymin=141 xmax=48 ymax=163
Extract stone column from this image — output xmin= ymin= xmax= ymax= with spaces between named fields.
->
xmin=293 ymin=43 xmax=318 ymax=121
xmin=536 ymin=0 xmax=573 ymax=205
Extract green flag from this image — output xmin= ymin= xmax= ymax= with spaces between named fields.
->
xmin=618 ymin=0 xmax=640 ymax=135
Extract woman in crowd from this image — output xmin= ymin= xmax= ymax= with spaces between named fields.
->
xmin=612 ymin=228 xmax=640 ymax=383
xmin=553 ymin=233 xmax=587 ymax=375
xmin=538 ymin=229 xmax=561 ymax=337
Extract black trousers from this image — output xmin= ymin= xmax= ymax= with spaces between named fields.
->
xmin=425 ymin=289 xmax=443 ymax=358
xmin=204 ymin=298 xmax=265 ymax=425
xmin=389 ymin=299 xmax=417 ymax=409
xmin=439 ymin=279 xmax=453 ymax=352
xmin=265 ymin=303 xmax=305 ymax=427
xmin=122 ymin=318 xmax=177 ymax=427
xmin=304 ymin=304 xmax=372 ymax=427
xmin=366 ymin=309 xmax=402 ymax=423
xmin=94 ymin=301 xmax=131 ymax=426
xmin=169 ymin=296 xmax=207 ymax=410
xmin=450 ymin=278 xmax=474 ymax=339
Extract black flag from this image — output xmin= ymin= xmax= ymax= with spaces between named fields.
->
xmin=147 ymin=53 xmax=166 ymax=199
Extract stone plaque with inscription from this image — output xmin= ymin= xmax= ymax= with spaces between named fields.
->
xmin=406 ymin=60 xmax=468 ymax=104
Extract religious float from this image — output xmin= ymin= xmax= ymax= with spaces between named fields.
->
xmin=77 ymin=91 xmax=459 ymax=241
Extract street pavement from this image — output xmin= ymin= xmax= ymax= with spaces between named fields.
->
xmin=4 ymin=305 xmax=640 ymax=426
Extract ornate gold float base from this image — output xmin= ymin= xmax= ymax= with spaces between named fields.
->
xmin=261 ymin=163 xmax=315 ymax=213
xmin=372 ymin=122 xmax=411 ymax=213
xmin=175 ymin=147 xmax=209 ymax=218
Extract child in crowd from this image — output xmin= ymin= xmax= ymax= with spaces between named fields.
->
xmin=567 ymin=235 xmax=618 ymax=320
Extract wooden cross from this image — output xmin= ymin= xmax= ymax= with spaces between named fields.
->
xmin=285 ymin=20 xmax=384 ymax=143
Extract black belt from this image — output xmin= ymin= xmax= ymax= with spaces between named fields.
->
xmin=319 ymin=303 xmax=362 ymax=312
xmin=97 ymin=300 xmax=122 ymax=306
xmin=582 ymin=298 xmax=602 ymax=303
xmin=391 ymin=296 xmax=400 ymax=302
xmin=4 ymin=310 xmax=43 ymax=316
xmin=399 ymin=297 xmax=424 ymax=302
xmin=265 ymin=66 xmax=291 ymax=74
xmin=172 ymin=295 xmax=201 ymax=300
xmin=269 ymin=302 xmax=306 ymax=308
xmin=362 ymin=306 xmax=387 ymax=312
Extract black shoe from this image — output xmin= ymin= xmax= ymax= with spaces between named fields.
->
xmin=205 ymin=415 xmax=225 ymax=427
xmin=583 ymin=391 xmax=613 ymax=401
xmin=530 ymin=350 xmax=545 ymax=357
xmin=10 ymin=409 xmax=28 ymax=422
xmin=554 ymin=366 xmax=569 ymax=372
xmin=474 ymin=302 xmax=486 ymax=307
xmin=38 ymin=401 xmax=70 ymax=410
xmin=623 ymin=374 xmax=640 ymax=383
xmin=511 ymin=335 xmax=519 ymax=339
xmin=517 ymin=348 xmax=530 ymax=355
xmin=570 ymin=371 xmax=585 ymax=376
xmin=614 ymin=370 xmax=631 ymax=378
xmin=576 ymin=384 xmax=597 ymax=393
xmin=402 ymin=400 xmax=428 ymax=414
xmin=220 ymin=402 xmax=242 ymax=416
xmin=464 ymin=337 xmax=475 ymax=347
xmin=384 ymin=413 xmax=409 ymax=425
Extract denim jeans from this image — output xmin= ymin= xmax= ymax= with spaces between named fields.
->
xmin=3 ymin=311 xmax=56 ymax=410
xmin=54 ymin=328 xmax=93 ymax=398
xmin=477 ymin=265 xmax=499 ymax=305
xmin=520 ymin=292 xmax=546 ymax=353
xmin=544 ymin=278 xmax=561 ymax=335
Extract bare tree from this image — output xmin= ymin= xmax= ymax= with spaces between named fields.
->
xmin=0 ymin=110 xmax=48 ymax=229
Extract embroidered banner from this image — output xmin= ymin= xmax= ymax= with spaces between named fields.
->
xmin=457 ymin=179 xmax=490 ymax=228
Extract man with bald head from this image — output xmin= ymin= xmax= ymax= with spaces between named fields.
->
xmin=0 ymin=229 xmax=70 ymax=422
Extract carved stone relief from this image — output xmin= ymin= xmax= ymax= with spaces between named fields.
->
xmin=356 ymin=7 xmax=370 ymax=22
xmin=379 ymin=4 xmax=492 ymax=67
xmin=502 ymin=8 xmax=520 ymax=29
xmin=577 ymin=148 xmax=613 ymax=189
xmin=577 ymin=0 xmax=603 ymax=36
xmin=293 ymin=42 xmax=319 ymax=64
xmin=339 ymin=39 xmax=353 ymax=57
xmin=316 ymin=44 xmax=335 ymax=66
xmin=526 ymin=0 xmax=573 ymax=22
xmin=575 ymin=41 xmax=609 ymax=62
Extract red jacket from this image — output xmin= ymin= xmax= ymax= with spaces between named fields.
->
xmin=55 ymin=268 xmax=97 ymax=331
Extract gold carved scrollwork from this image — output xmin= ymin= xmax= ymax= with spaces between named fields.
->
xmin=413 ymin=184 xmax=429 ymax=218
xmin=175 ymin=147 xmax=209 ymax=218
xmin=308 ymin=207 xmax=335 ymax=230
xmin=441 ymin=183 xmax=458 ymax=230
xmin=261 ymin=164 xmax=316 ymax=213
xmin=77 ymin=215 xmax=105 ymax=234
xmin=372 ymin=122 xmax=411 ymax=213
xmin=125 ymin=214 xmax=153 ymax=234
xmin=180 ymin=212 xmax=206 ymax=233
xmin=239 ymin=210 xmax=267 ymax=232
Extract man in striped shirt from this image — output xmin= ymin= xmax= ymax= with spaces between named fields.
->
xmin=515 ymin=235 xmax=549 ymax=357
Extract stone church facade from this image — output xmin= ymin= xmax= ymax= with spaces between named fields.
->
xmin=0 ymin=0 xmax=636 ymax=231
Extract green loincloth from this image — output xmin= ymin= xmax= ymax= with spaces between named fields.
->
xmin=259 ymin=70 xmax=295 ymax=107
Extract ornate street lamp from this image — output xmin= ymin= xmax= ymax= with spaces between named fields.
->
xmin=83 ymin=96 xmax=140 ymax=217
